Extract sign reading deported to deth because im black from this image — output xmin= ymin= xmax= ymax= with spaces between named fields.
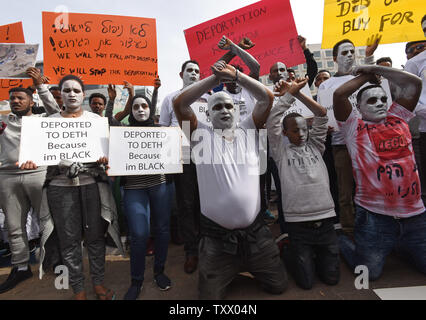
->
xmin=107 ymin=127 xmax=182 ymax=176
xmin=19 ymin=117 xmax=109 ymax=166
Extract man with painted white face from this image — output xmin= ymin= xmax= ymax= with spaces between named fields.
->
xmin=173 ymin=60 xmax=287 ymax=300
xmin=333 ymin=65 xmax=426 ymax=280
xmin=266 ymin=77 xmax=339 ymax=289
xmin=317 ymin=37 xmax=379 ymax=233
xmin=0 ymin=82 xmax=60 ymax=293
xmin=159 ymin=60 xmax=206 ymax=274
xmin=404 ymin=32 xmax=426 ymax=206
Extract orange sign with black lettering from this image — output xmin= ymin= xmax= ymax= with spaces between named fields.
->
xmin=42 ymin=12 xmax=158 ymax=85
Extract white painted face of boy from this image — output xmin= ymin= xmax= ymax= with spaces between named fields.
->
xmin=61 ymin=80 xmax=84 ymax=111
xmin=182 ymin=63 xmax=200 ymax=87
xmin=422 ymin=20 xmax=426 ymax=37
xmin=132 ymin=97 xmax=150 ymax=122
xmin=336 ymin=43 xmax=355 ymax=74
xmin=207 ymin=92 xmax=236 ymax=130
xmin=358 ymin=87 xmax=388 ymax=122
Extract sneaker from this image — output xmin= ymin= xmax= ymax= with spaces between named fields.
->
xmin=0 ymin=265 xmax=33 ymax=294
xmin=154 ymin=273 xmax=171 ymax=291
xmin=263 ymin=209 xmax=276 ymax=223
xmin=123 ymin=285 xmax=142 ymax=300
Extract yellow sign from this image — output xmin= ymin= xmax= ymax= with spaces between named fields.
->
xmin=322 ymin=0 xmax=425 ymax=48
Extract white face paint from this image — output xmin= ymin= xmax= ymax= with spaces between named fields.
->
xmin=182 ymin=62 xmax=200 ymax=87
xmin=358 ymin=87 xmax=388 ymax=122
xmin=422 ymin=20 xmax=426 ymax=37
xmin=276 ymin=62 xmax=288 ymax=81
xmin=336 ymin=43 xmax=355 ymax=74
xmin=132 ymin=97 xmax=150 ymax=122
xmin=61 ymin=80 xmax=84 ymax=111
xmin=207 ymin=92 xmax=236 ymax=130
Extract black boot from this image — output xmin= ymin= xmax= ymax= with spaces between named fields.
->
xmin=0 ymin=265 xmax=33 ymax=294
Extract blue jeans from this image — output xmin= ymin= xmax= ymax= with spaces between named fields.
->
xmin=123 ymin=182 xmax=172 ymax=281
xmin=339 ymin=205 xmax=426 ymax=280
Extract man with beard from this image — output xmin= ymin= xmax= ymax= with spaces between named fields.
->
xmin=0 ymin=85 xmax=60 ymax=294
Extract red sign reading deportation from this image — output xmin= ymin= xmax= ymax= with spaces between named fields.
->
xmin=184 ymin=0 xmax=304 ymax=78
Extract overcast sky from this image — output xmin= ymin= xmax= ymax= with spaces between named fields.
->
xmin=0 ymin=0 xmax=408 ymax=102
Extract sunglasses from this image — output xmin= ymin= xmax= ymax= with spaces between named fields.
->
xmin=406 ymin=43 xmax=425 ymax=55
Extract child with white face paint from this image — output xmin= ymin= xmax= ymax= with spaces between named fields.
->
xmin=266 ymin=77 xmax=339 ymax=289
xmin=26 ymin=74 xmax=124 ymax=300
xmin=132 ymin=97 xmax=151 ymax=122
xmin=333 ymin=65 xmax=426 ymax=281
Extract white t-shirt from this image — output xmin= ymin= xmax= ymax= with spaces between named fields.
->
xmin=338 ymin=102 xmax=425 ymax=217
xmin=191 ymin=116 xmax=260 ymax=229
xmin=404 ymin=51 xmax=426 ymax=132
xmin=317 ymin=75 xmax=356 ymax=145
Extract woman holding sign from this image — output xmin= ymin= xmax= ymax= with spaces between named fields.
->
xmin=106 ymin=86 xmax=173 ymax=300
xmin=21 ymin=74 xmax=124 ymax=300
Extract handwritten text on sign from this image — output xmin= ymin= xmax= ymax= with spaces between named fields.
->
xmin=108 ymin=127 xmax=183 ymax=176
xmin=42 ymin=12 xmax=157 ymax=85
xmin=0 ymin=22 xmax=25 ymax=43
xmin=19 ymin=117 xmax=109 ymax=166
xmin=0 ymin=22 xmax=31 ymax=101
xmin=184 ymin=0 xmax=304 ymax=78
xmin=322 ymin=0 xmax=425 ymax=48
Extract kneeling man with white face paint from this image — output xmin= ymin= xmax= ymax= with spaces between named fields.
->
xmin=266 ymin=77 xmax=340 ymax=290
xmin=173 ymin=60 xmax=288 ymax=299
xmin=333 ymin=65 xmax=426 ymax=281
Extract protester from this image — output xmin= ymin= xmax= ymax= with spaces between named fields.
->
xmin=25 ymin=74 xmax=124 ymax=300
xmin=159 ymin=60 xmax=206 ymax=274
xmin=89 ymin=93 xmax=107 ymax=116
xmin=173 ymin=60 xmax=287 ymax=299
xmin=317 ymin=36 xmax=380 ymax=233
xmin=334 ymin=64 xmax=426 ymax=280
xmin=0 ymin=68 xmax=61 ymax=293
xmin=267 ymin=76 xmax=339 ymax=289
xmin=105 ymin=80 xmax=173 ymax=300
xmin=376 ymin=57 xmax=392 ymax=67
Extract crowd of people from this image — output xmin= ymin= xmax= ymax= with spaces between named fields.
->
xmin=0 ymin=14 xmax=425 ymax=300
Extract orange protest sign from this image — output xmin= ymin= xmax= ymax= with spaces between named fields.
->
xmin=0 ymin=22 xmax=30 ymax=101
xmin=0 ymin=79 xmax=33 ymax=101
xmin=0 ymin=22 xmax=25 ymax=43
xmin=42 ymin=12 xmax=158 ymax=85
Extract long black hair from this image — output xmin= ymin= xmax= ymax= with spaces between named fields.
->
xmin=128 ymin=94 xmax=156 ymax=127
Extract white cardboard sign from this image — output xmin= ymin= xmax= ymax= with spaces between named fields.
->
xmin=108 ymin=126 xmax=182 ymax=176
xmin=19 ymin=116 xmax=109 ymax=166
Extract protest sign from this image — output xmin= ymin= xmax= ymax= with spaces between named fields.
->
xmin=317 ymin=76 xmax=392 ymax=130
xmin=0 ymin=44 xmax=39 ymax=78
xmin=108 ymin=127 xmax=182 ymax=176
xmin=184 ymin=0 xmax=304 ymax=78
xmin=322 ymin=0 xmax=425 ymax=48
xmin=0 ymin=22 xmax=25 ymax=43
xmin=191 ymin=101 xmax=212 ymax=128
xmin=42 ymin=12 xmax=157 ymax=85
xmin=0 ymin=22 xmax=32 ymax=101
xmin=19 ymin=117 xmax=109 ymax=166
xmin=268 ymin=83 xmax=315 ymax=120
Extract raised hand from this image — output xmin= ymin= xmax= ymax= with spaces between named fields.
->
xmin=274 ymin=77 xmax=308 ymax=96
xmin=154 ymin=77 xmax=161 ymax=89
xmin=218 ymin=35 xmax=233 ymax=50
xmin=211 ymin=60 xmax=237 ymax=81
xmin=297 ymin=35 xmax=307 ymax=50
xmin=107 ymin=84 xmax=117 ymax=100
xmin=238 ymin=37 xmax=255 ymax=50
xmin=123 ymin=81 xmax=135 ymax=97
xmin=26 ymin=67 xmax=44 ymax=86
xmin=366 ymin=33 xmax=382 ymax=57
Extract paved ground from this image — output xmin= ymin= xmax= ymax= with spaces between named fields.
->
xmin=1 ymin=204 xmax=425 ymax=301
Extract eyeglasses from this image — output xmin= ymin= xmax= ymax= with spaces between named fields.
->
xmin=406 ymin=43 xmax=425 ymax=55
